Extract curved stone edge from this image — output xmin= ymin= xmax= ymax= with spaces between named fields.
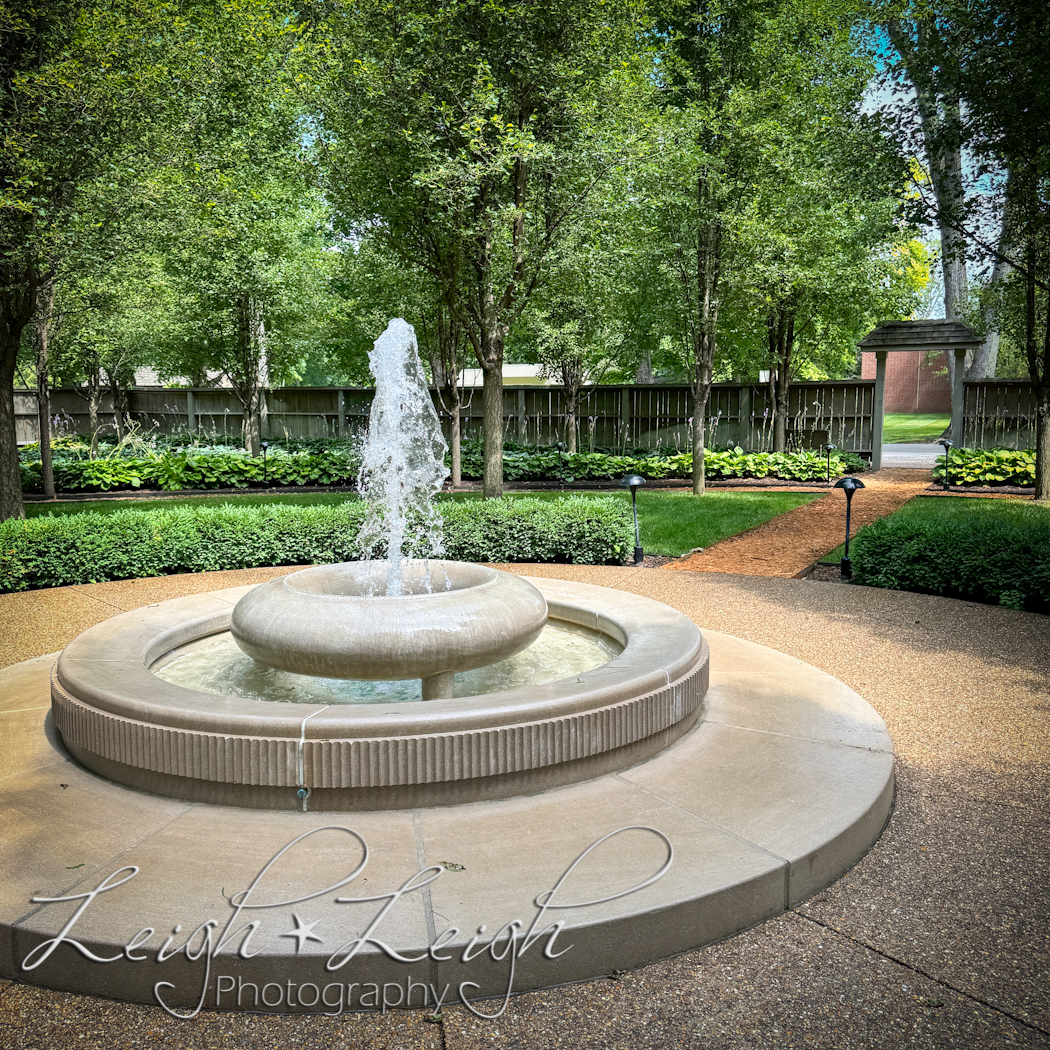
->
xmin=51 ymin=656 xmax=708 ymax=794
xmin=53 ymin=585 xmax=704 ymax=738
xmin=0 ymin=632 xmax=894 ymax=1012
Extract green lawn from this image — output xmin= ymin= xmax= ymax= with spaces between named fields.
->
xmin=882 ymin=413 xmax=951 ymax=444
xmin=820 ymin=494 xmax=1044 ymax=563
xmin=25 ymin=488 xmax=822 ymax=560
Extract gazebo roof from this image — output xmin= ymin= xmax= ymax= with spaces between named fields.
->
xmin=858 ymin=319 xmax=982 ymax=352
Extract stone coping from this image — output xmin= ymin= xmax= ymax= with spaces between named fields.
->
xmin=50 ymin=579 xmax=709 ymax=806
xmin=0 ymin=629 xmax=893 ymax=1012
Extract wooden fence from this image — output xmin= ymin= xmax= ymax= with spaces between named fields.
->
xmin=17 ymin=380 xmax=880 ymax=455
xmin=962 ymin=379 xmax=1039 ymax=450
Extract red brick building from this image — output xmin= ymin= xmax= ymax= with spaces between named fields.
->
xmin=859 ymin=348 xmax=952 ymax=414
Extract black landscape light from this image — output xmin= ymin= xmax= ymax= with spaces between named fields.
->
xmin=620 ymin=473 xmax=646 ymax=565
xmin=937 ymin=437 xmax=954 ymax=491
xmin=260 ymin=440 xmax=269 ymax=486
xmin=833 ymin=476 xmax=865 ymax=579
xmin=822 ymin=443 xmax=837 ymax=485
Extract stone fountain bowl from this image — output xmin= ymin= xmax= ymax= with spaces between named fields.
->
xmin=230 ymin=560 xmax=548 ymax=697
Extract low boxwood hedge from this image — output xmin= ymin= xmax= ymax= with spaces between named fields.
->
xmin=0 ymin=496 xmax=633 ymax=592
xmin=852 ymin=501 xmax=1050 ymax=611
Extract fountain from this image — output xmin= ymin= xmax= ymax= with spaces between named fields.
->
xmin=48 ymin=320 xmax=710 ymax=809
xmin=0 ymin=319 xmax=893 ymax=1015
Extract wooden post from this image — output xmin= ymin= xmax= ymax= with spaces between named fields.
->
xmin=871 ymin=350 xmax=887 ymax=470
xmin=338 ymin=390 xmax=346 ymax=436
xmin=620 ymin=387 xmax=631 ymax=447
xmin=951 ymin=347 xmax=966 ymax=446
xmin=259 ymin=389 xmax=269 ymax=439
xmin=186 ymin=390 xmax=196 ymax=435
xmin=517 ymin=388 xmax=526 ymax=442
xmin=738 ymin=385 xmax=751 ymax=450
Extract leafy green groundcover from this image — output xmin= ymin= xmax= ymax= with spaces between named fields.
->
xmin=20 ymin=438 xmax=864 ymax=494
xmin=0 ymin=496 xmax=633 ymax=593
xmin=852 ymin=499 xmax=1050 ymax=611
xmin=464 ymin=443 xmax=865 ymax=484
xmin=19 ymin=446 xmax=359 ymax=493
xmin=933 ymin=447 xmax=1035 ymax=487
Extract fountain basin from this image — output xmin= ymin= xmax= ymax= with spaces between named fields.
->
xmin=230 ymin=561 xmax=549 ymax=700
xmin=50 ymin=577 xmax=709 ymax=810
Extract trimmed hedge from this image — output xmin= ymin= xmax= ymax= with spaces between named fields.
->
xmin=852 ymin=502 xmax=1050 ymax=611
xmin=0 ymin=496 xmax=633 ymax=592
xmin=933 ymin=447 xmax=1035 ymax=487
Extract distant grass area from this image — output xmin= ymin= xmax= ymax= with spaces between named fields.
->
xmin=25 ymin=488 xmax=822 ymax=560
xmin=820 ymin=495 xmax=1040 ymax=564
xmin=882 ymin=414 xmax=950 ymax=444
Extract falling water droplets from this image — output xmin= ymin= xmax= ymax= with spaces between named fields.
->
xmin=356 ymin=320 xmax=449 ymax=596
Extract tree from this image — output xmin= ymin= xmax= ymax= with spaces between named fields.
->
xmin=317 ymin=0 xmax=644 ymax=496
xmin=937 ymin=1 xmax=1050 ymax=498
xmin=882 ymin=6 xmax=1004 ymax=379
xmin=642 ymin=0 xmax=906 ymax=486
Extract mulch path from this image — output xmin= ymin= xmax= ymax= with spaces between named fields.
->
xmin=666 ymin=468 xmax=933 ymax=579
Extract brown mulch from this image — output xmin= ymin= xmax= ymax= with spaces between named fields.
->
xmin=666 ymin=468 xmax=933 ymax=579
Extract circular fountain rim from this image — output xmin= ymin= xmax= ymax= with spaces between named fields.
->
xmin=50 ymin=576 xmax=709 ymax=807
xmin=54 ymin=577 xmax=704 ymax=741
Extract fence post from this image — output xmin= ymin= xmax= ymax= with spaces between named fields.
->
xmin=186 ymin=390 xmax=196 ymax=435
xmin=871 ymin=351 xmax=887 ymax=469
xmin=620 ymin=387 xmax=631 ymax=446
xmin=517 ymin=389 xmax=527 ymax=442
xmin=738 ymin=385 xmax=751 ymax=450
xmin=260 ymin=389 xmax=269 ymax=439
xmin=338 ymin=390 xmax=346 ymax=436
xmin=950 ymin=348 xmax=966 ymax=446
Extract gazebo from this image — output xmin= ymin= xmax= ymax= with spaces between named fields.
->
xmin=858 ymin=319 xmax=982 ymax=469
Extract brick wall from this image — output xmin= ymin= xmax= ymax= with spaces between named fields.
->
xmin=860 ymin=350 xmax=952 ymax=414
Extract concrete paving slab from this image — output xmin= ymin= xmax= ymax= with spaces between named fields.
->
xmin=622 ymin=721 xmax=894 ymax=905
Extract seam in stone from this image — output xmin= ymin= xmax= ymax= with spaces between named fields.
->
xmin=412 ymin=810 xmax=440 ymax=991
xmin=610 ymin=773 xmax=791 ymax=873
xmin=702 ymin=718 xmax=894 ymax=755
xmin=793 ymin=911 xmax=1050 ymax=1037
xmin=12 ymin=804 xmax=196 ymax=930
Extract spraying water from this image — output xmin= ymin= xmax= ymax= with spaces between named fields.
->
xmin=356 ymin=319 xmax=449 ymax=595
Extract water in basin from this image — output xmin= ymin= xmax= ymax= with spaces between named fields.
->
xmin=153 ymin=621 xmax=620 ymax=704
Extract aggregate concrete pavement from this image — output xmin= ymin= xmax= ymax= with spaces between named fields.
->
xmin=1 ymin=565 xmax=1047 ymax=1050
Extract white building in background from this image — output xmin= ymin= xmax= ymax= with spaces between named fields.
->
xmin=457 ymin=364 xmax=557 ymax=388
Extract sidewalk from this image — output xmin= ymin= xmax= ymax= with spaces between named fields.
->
xmin=668 ymin=468 xmax=932 ymax=578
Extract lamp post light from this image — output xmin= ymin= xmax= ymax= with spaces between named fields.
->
xmin=821 ymin=443 xmax=837 ymax=485
xmin=937 ymin=437 xmax=954 ymax=491
xmin=260 ymin=440 xmax=269 ymax=487
xmin=833 ymin=476 xmax=865 ymax=579
xmin=620 ymin=474 xmax=646 ymax=566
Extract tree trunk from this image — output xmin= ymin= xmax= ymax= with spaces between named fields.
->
xmin=449 ymin=402 xmax=462 ymax=488
xmin=34 ymin=284 xmax=56 ymax=500
xmin=690 ymin=203 xmax=719 ymax=496
xmin=635 ymin=353 xmax=654 ymax=384
xmin=109 ymin=373 xmax=127 ymax=442
xmin=769 ymin=304 xmax=796 ymax=453
xmin=0 ymin=333 xmax=24 ymax=520
xmin=969 ymin=257 xmax=1010 ymax=379
xmin=482 ymin=361 xmax=504 ymax=498
xmin=887 ymin=20 xmax=968 ymax=387
xmin=86 ymin=367 xmax=103 ymax=458
xmin=1036 ymin=399 xmax=1050 ymax=501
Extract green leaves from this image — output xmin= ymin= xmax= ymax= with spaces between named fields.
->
xmin=0 ymin=494 xmax=633 ymax=592
xmin=932 ymin=447 xmax=1036 ymax=487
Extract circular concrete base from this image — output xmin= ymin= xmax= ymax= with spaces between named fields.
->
xmin=0 ymin=626 xmax=893 ymax=1016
